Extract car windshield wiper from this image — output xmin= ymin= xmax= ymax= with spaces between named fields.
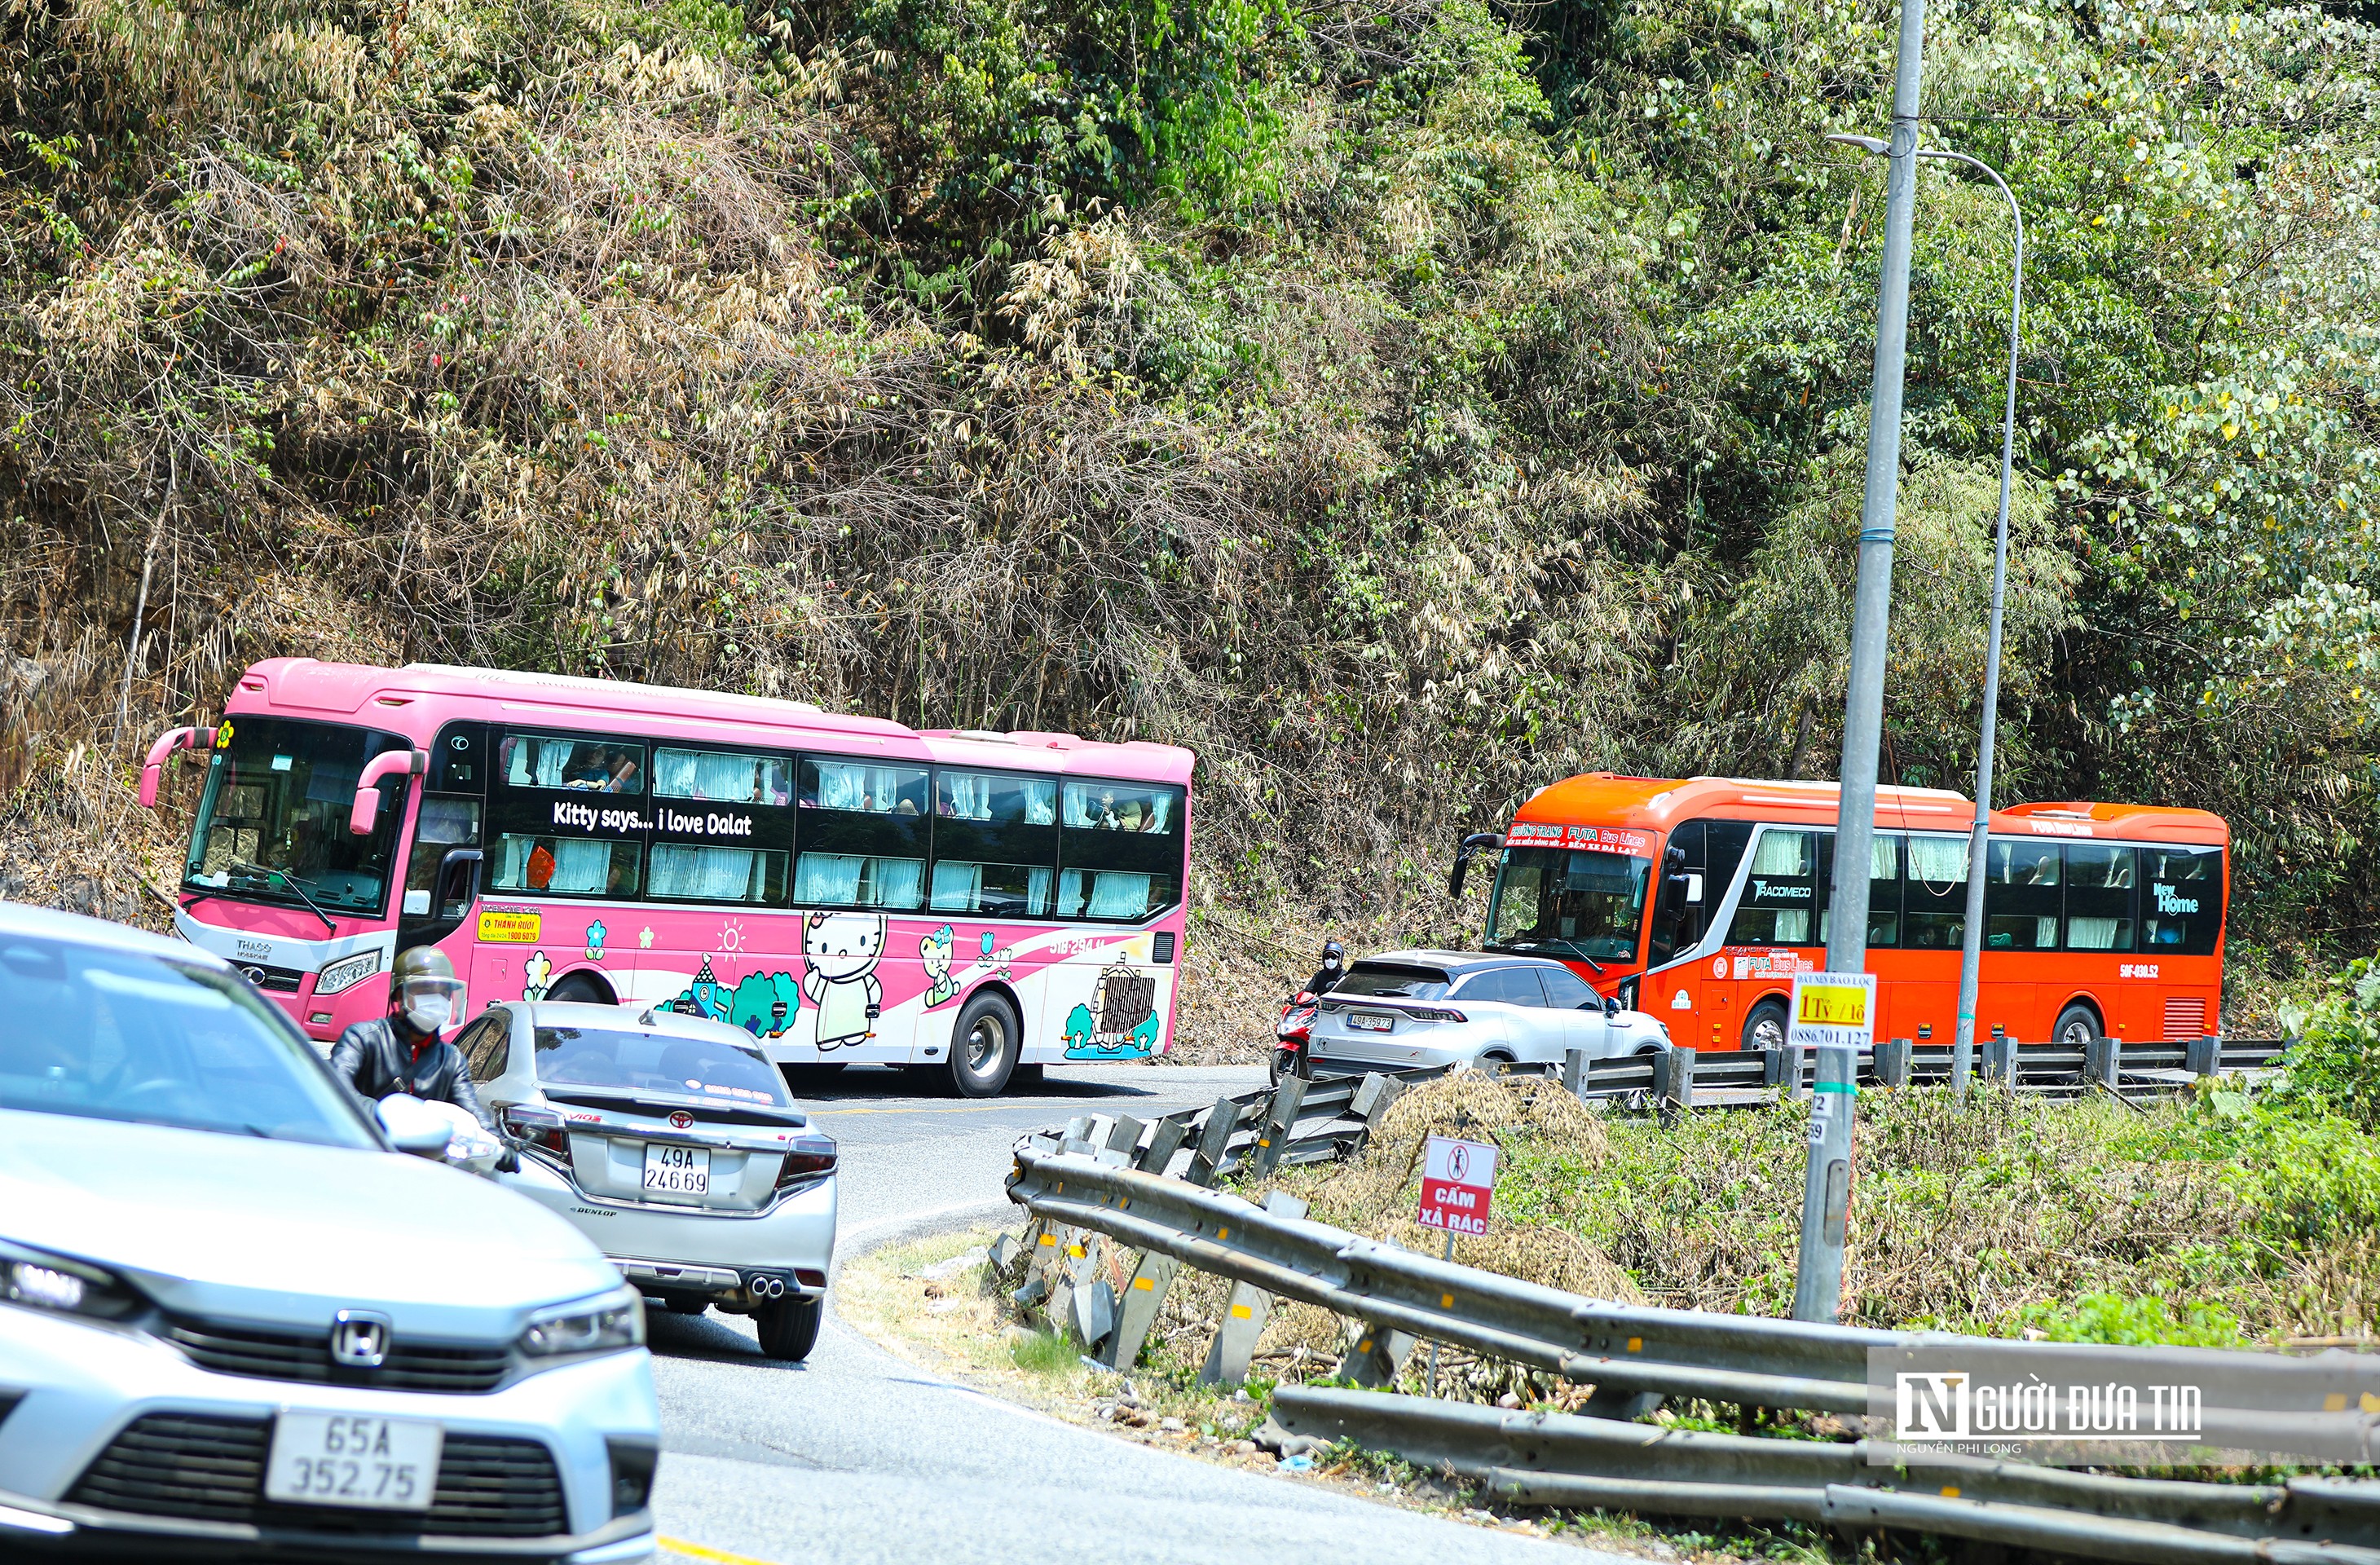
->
xmin=227 ymin=862 xmax=337 ymax=935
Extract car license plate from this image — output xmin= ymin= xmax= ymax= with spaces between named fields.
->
xmin=264 ymin=1413 xmax=441 ymax=1511
xmin=1349 ymin=1012 xmax=1394 ymax=1032
xmin=644 ymin=1142 xmax=710 ymax=1195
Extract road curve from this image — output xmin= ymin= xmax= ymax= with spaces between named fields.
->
xmin=646 ymin=1063 xmax=1624 ymax=1564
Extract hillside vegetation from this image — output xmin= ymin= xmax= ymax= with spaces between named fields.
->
xmin=1 ymin=0 xmax=2375 ymax=976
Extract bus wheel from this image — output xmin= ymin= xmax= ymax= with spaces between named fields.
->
xmin=547 ymin=972 xmax=613 ymax=1005
xmin=1743 ymin=999 xmax=1789 ymax=1052
xmin=2052 ymin=1003 xmax=2101 ymax=1049
xmin=949 ymin=993 xmax=1021 ymax=1098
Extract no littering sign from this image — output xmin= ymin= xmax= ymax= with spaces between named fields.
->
xmin=1416 ymin=1135 xmax=1498 ymax=1237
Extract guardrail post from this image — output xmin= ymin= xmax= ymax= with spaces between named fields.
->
xmin=1335 ymin=1322 xmax=1417 ymax=1388
xmin=1100 ymin=1250 xmax=1182 ymax=1369
xmin=1247 ymin=1075 xmax=1308 ymax=1180
xmin=1352 ymin=1071 xmax=1405 ymax=1126
xmin=1874 ymin=1038 xmax=1911 ymax=1089
xmin=1138 ymin=1117 xmax=1191 ymax=1175
xmin=1982 ymin=1027 xmax=2016 ymax=1084
xmin=2186 ymin=1034 xmax=2220 ymax=1078
xmin=1186 ymin=1096 xmax=1240 ymax=1186
xmin=1655 ymin=1046 xmax=1694 ymax=1113
xmin=1783 ymin=1043 xmax=1808 ymax=1100
xmin=2084 ymin=1034 xmax=2120 ymax=1088
xmin=1198 ymin=1192 xmax=1307 ymax=1386
xmin=1104 ymin=1114 xmax=1146 ymax=1157
xmin=1562 ymin=1048 xmax=1587 ymax=1097
xmin=1762 ymin=1047 xmax=1789 ymax=1090
xmin=1790 ymin=1045 xmax=1857 ymax=1324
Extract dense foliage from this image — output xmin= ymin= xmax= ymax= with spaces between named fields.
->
xmin=1 ymin=0 xmax=2375 ymax=959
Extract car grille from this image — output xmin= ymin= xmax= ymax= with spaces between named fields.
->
xmin=68 ymin=1413 xmax=568 ymax=1538
xmin=166 ymin=1316 xmax=511 ymax=1394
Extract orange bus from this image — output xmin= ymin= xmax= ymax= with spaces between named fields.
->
xmin=1456 ymin=776 xmax=2228 ymax=1051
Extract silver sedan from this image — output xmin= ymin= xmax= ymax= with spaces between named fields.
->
xmin=1307 ymin=949 xmax=1671 ymax=1073
xmin=458 ymin=1002 xmax=839 ymax=1361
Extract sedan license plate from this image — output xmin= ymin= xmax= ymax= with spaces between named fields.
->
xmin=1348 ymin=1012 xmax=1394 ymax=1033
xmin=643 ymin=1142 xmax=710 ymax=1195
xmin=265 ymin=1413 xmax=440 ymax=1511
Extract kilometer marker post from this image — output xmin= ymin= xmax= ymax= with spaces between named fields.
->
xmin=1786 ymin=972 xmax=1873 ymax=1322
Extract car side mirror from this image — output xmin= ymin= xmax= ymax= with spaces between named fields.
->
xmin=377 ymin=1094 xmax=452 ymax=1157
xmin=1604 ymin=995 xmax=1622 ymax=1017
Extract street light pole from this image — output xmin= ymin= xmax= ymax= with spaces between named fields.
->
xmin=1822 ymin=0 xmax=1928 ymax=994
xmin=1825 ymin=138 xmax=2026 ymax=1101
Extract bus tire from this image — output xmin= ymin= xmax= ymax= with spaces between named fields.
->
xmin=546 ymin=972 xmax=614 ymax=1005
xmin=1743 ymin=999 xmax=1790 ymax=1051
xmin=2052 ymin=1001 xmax=2102 ymax=1050
xmin=949 ymin=992 xmax=1021 ymax=1098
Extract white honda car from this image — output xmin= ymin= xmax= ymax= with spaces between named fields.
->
xmin=1307 ymin=950 xmax=1672 ymax=1073
xmin=0 ymin=902 xmax=659 ymax=1563
xmin=461 ymin=1002 xmax=839 ymax=1362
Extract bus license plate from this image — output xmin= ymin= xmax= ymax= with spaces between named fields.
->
xmin=1349 ymin=1012 xmax=1394 ymax=1032
xmin=265 ymin=1413 xmax=441 ymax=1510
xmin=643 ymin=1143 xmax=710 ymax=1195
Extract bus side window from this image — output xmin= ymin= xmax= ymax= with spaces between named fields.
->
xmin=2063 ymin=844 xmax=2136 ymax=950
xmin=1727 ymin=828 xmax=1817 ymax=946
xmin=1865 ymin=833 xmax=1902 ymax=949
xmin=1903 ymin=835 xmax=1968 ymax=948
xmin=2143 ymin=845 xmax=2221 ymax=954
xmin=1984 ymin=838 xmax=2062 ymax=950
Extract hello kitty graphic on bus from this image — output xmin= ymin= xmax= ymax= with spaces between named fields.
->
xmin=148 ymin=659 xmax=1191 ymax=1096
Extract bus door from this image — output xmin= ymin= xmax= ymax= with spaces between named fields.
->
xmin=1643 ymin=820 xmax=1753 ymax=1047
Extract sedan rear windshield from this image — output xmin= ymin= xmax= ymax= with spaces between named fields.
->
xmin=0 ymin=934 xmax=378 ymax=1147
xmin=532 ymin=1025 xmax=791 ymax=1108
xmin=1333 ymin=964 xmax=1454 ymax=1000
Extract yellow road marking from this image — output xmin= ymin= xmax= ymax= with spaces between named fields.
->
xmin=661 ymin=1536 xmax=781 ymax=1565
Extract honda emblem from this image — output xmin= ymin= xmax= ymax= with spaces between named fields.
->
xmin=330 ymin=1309 xmax=392 ymax=1369
xmin=668 ymin=1110 xmax=694 ymax=1130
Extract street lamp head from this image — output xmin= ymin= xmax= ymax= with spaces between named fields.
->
xmin=1825 ymin=132 xmax=1889 ymax=156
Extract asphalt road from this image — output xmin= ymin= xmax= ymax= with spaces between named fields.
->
xmin=644 ymin=1061 xmax=1618 ymax=1565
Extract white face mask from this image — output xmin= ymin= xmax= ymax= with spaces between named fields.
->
xmin=403 ymin=994 xmax=453 ymax=1033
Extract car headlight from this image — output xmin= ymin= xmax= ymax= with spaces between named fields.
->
xmin=518 ymin=1289 xmax=645 ymax=1360
xmin=0 ymin=1240 xmax=143 ymax=1323
xmin=313 ymin=949 xmax=383 ymax=996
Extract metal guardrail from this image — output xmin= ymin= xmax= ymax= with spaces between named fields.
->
xmin=1003 ymin=1146 xmax=2380 ymax=1558
xmin=1267 ymin=1389 xmax=2380 ymax=1563
xmin=1030 ymin=1038 xmax=2293 ymax=1173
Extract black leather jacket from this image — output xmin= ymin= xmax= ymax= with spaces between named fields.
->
xmin=329 ymin=1017 xmax=499 ymax=1135
xmin=1305 ymin=968 xmax=1344 ymax=1000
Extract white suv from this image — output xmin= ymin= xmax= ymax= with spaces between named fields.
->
xmin=1307 ymin=950 xmax=1672 ymax=1073
xmin=0 ymin=902 xmax=659 ymax=1563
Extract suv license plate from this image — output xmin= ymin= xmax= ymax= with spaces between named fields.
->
xmin=1349 ymin=1012 xmax=1393 ymax=1032
xmin=265 ymin=1413 xmax=441 ymax=1511
xmin=644 ymin=1142 xmax=711 ymax=1195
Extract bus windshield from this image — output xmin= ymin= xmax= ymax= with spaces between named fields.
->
xmin=1487 ymin=847 xmax=1652 ymax=966
xmin=182 ymin=717 xmax=410 ymax=918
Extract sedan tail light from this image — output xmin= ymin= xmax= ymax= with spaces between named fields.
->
xmin=503 ymin=1105 xmax=573 ymax=1164
xmin=774 ymin=1134 xmax=838 ymax=1190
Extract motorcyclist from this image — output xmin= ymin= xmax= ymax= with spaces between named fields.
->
xmin=330 ymin=947 xmax=501 ymax=1140
xmin=1302 ymin=940 xmax=1348 ymax=1002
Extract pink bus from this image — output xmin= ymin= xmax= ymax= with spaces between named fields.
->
xmin=141 ymin=659 xmax=1193 ymax=1096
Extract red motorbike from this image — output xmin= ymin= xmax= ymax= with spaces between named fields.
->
xmin=1270 ymin=991 xmax=1319 ymax=1084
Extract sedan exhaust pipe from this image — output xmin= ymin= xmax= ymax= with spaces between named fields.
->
xmin=746 ymin=1274 xmax=787 ymax=1299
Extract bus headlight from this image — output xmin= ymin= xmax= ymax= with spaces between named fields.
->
xmin=314 ymin=950 xmax=383 ymax=996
